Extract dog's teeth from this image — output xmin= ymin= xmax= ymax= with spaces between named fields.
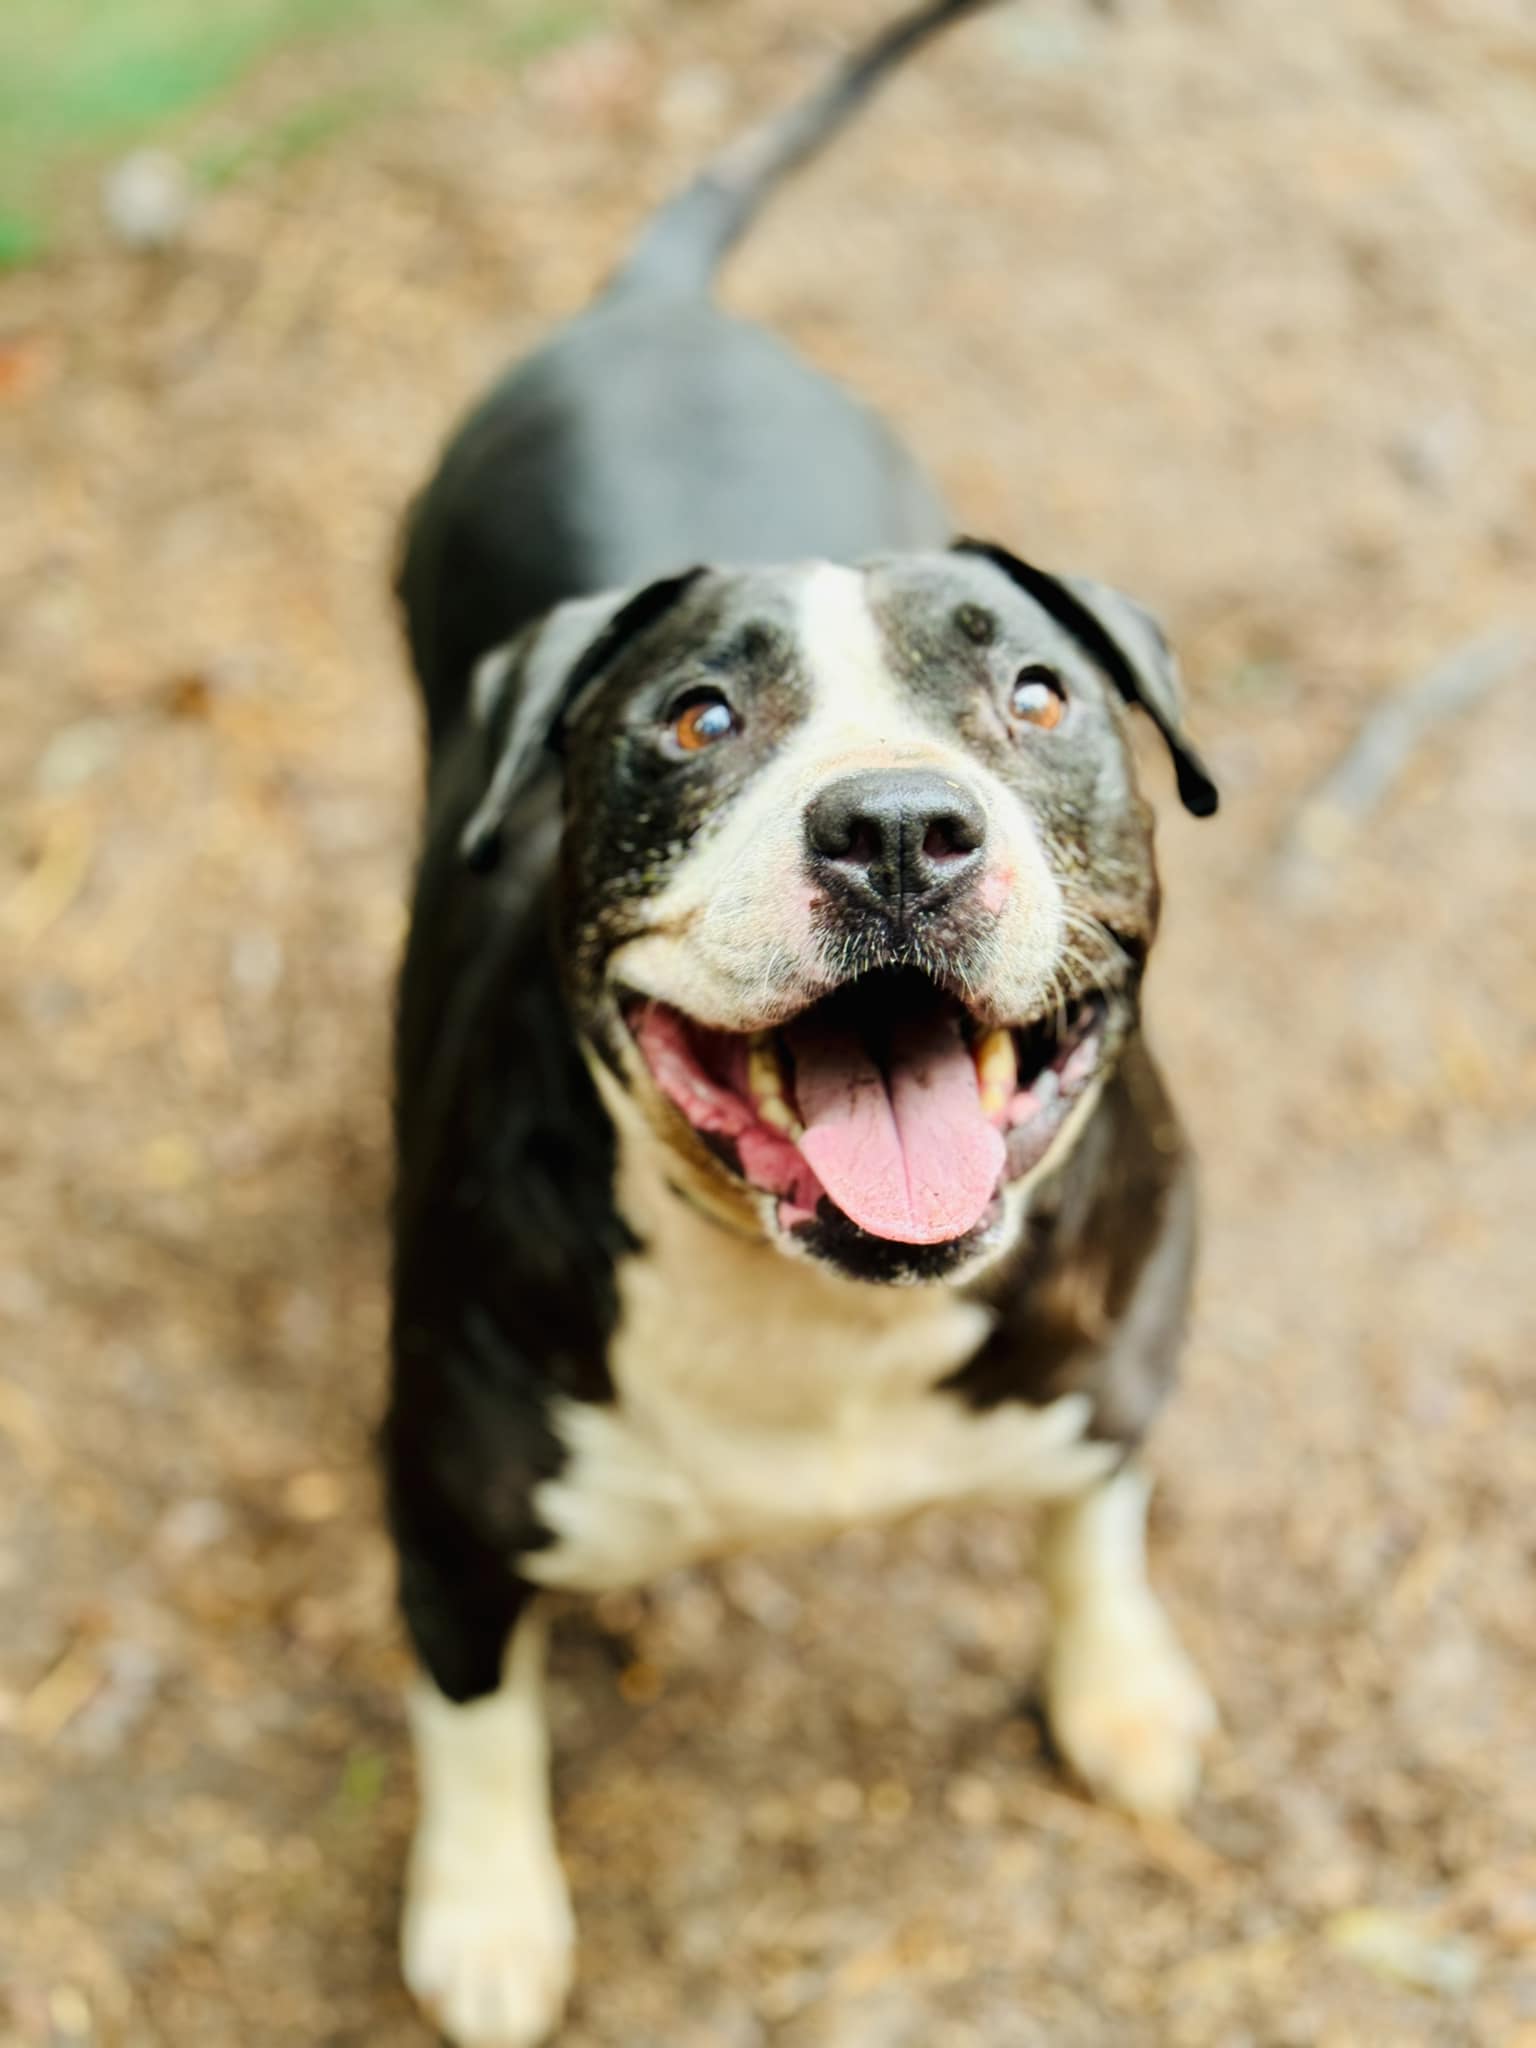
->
xmin=748 ymin=1032 xmax=803 ymax=1138
xmin=747 ymin=1032 xmax=784 ymax=1101
xmin=757 ymin=1095 xmax=802 ymax=1138
xmin=974 ymin=1027 xmax=1017 ymax=1119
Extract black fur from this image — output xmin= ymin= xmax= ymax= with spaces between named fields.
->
xmin=385 ymin=0 xmax=1213 ymax=1705
xmin=462 ymin=567 xmax=709 ymax=872
xmin=384 ymin=0 xmax=963 ymax=1690
xmin=867 ymin=552 xmax=1166 ymax=963
xmin=948 ymin=1037 xmax=1196 ymax=1442
xmin=386 ymin=755 xmax=627 ymax=1698
xmin=952 ymin=538 xmax=1220 ymax=817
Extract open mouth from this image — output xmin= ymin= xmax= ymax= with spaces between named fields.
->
xmin=626 ymin=968 xmax=1108 ymax=1249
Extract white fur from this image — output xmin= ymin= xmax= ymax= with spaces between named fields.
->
xmin=402 ymin=1142 xmax=1207 ymax=2048
xmin=470 ymin=646 xmax=513 ymax=728
xmin=610 ymin=563 xmax=1065 ymax=1032
xmin=403 ymin=1609 xmax=575 ymax=2048
xmin=407 ymin=568 xmax=1208 ymax=2048
xmin=1040 ymin=1464 xmax=1216 ymax=1816
xmin=524 ymin=1101 xmax=1119 ymax=1593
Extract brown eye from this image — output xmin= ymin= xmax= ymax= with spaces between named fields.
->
xmin=1010 ymin=664 xmax=1067 ymax=730
xmin=670 ymin=690 xmax=738 ymax=753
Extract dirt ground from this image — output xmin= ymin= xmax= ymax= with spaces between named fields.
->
xmin=3 ymin=1 xmax=1535 ymax=2042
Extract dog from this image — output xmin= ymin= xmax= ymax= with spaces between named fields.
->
xmin=385 ymin=3 xmax=1220 ymax=2041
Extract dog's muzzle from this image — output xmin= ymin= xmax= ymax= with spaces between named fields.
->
xmin=804 ymin=767 xmax=987 ymax=920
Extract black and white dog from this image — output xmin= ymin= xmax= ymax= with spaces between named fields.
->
xmin=386 ymin=3 xmax=1220 ymax=2040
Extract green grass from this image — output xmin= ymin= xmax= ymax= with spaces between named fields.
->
xmin=0 ymin=0 xmax=604 ymax=268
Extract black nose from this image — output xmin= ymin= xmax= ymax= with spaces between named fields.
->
xmin=804 ymin=769 xmax=987 ymax=915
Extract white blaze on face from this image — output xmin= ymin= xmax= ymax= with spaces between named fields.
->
xmin=611 ymin=563 xmax=1065 ymax=1030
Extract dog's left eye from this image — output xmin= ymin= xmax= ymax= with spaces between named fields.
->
xmin=669 ymin=689 xmax=739 ymax=753
xmin=1009 ymin=664 xmax=1067 ymax=730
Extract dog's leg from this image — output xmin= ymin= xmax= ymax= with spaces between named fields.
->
xmin=1039 ymin=1461 xmax=1215 ymax=1818
xmin=403 ymin=1602 xmax=574 ymax=2048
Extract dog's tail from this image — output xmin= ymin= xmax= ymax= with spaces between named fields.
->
xmin=609 ymin=0 xmax=1001 ymax=297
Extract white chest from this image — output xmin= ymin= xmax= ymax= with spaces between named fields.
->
xmin=523 ymin=1170 xmax=1115 ymax=1595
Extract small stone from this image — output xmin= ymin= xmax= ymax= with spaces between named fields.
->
xmin=101 ymin=149 xmax=194 ymax=251
xmin=156 ymin=1497 xmax=231 ymax=1558
xmin=945 ymin=1774 xmax=1001 ymax=1829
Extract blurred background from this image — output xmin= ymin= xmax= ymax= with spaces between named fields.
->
xmin=1 ymin=1 xmax=1533 ymax=2042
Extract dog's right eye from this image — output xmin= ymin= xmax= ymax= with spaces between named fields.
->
xmin=668 ymin=689 xmax=739 ymax=754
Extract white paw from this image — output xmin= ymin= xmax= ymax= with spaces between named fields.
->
xmin=1045 ymin=1604 xmax=1217 ymax=1818
xmin=402 ymin=1852 xmax=575 ymax=2048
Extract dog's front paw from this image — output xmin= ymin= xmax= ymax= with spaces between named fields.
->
xmin=1045 ymin=1602 xmax=1216 ymax=1819
xmin=402 ymin=1850 xmax=575 ymax=2048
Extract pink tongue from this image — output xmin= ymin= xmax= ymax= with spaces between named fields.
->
xmin=788 ymin=1008 xmax=1005 ymax=1245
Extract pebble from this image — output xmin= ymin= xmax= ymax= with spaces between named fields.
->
xmin=101 ymin=150 xmax=195 ymax=251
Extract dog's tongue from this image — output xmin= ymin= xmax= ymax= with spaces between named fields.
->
xmin=788 ymin=1007 xmax=1004 ymax=1245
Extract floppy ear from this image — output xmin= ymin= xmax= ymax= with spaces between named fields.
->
xmin=953 ymin=538 xmax=1219 ymax=818
xmin=459 ymin=567 xmax=706 ymax=871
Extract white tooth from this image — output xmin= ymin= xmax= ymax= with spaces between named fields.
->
xmin=748 ymin=1032 xmax=784 ymax=1101
xmin=974 ymin=1027 xmax=1017 ymax=1118
xmin=758 ymin=1095 xmax=803 ymax=1138
xmin=748 ymin=1032 xmax=803 ymax=1138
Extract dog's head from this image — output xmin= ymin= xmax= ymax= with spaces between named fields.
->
xmin=462 ymin=544 xmax=1216 ymax=1283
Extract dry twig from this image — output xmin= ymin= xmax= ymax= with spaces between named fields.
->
xmin=1272 ymin=625 xmax=1532 ymax=902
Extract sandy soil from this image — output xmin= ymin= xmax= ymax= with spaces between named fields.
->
xmin=3 ymin=2 xmax=1534 ymax=2043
